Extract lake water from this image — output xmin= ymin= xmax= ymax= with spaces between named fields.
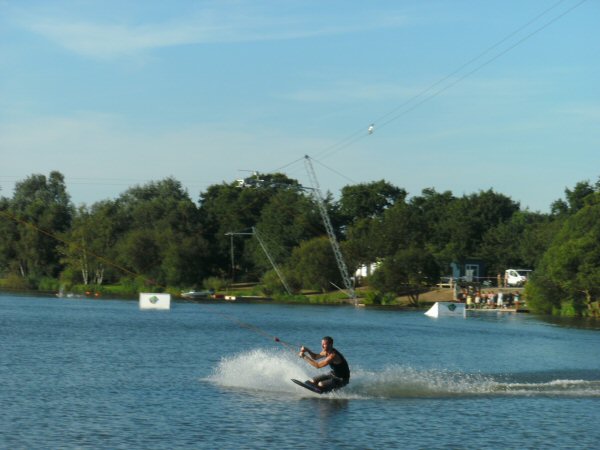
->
xmin=2 ymin=294 xmax=600 ymax=449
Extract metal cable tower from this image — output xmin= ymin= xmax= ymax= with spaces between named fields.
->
xmin=303 ymin=155 xmax=356 ymax=300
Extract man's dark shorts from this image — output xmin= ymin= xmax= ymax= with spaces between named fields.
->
xmin=311 ymin=372 xmax=349 ymax=391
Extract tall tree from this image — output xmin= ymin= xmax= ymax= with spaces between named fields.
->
xmin=551 ymin=180 xmax=598 ymax=217
xmin=370 ymin=200 xmax=425 ymax=257
xmin=527 ymin=193 xmax=600 ymax=316
xmin=248 ymin=189 xmax=321 ymax=276
xmin=62 ymin=206 xmax=100 ymax=286
xmin=409 ymin=188 xmax=456 ymax=257
xmin=338 ymin=180 xmax=406 ymax=224
xmin=370 ymin=246 xmax=440 ymax=306
xmin=437 ymin=189 xmax=520 ymax=265
xmin=479 ymin=211 xmax=549 ymax=274
xmin=114 ymin=178 xmax=208 ymax=286
xmin=9 ymin=172 xmax=73 ymax=278
xmin=344 ymin=188 xmax=452 ymax=279
xmin=198 ymin=173 xmax=302 ymax=278
xmin=286 ymin=236 xmax=342 ymax=292
xmin=0 ymin=197 xmax=18 ymax=274
xmin=343 ymin=217 xmax=378 ymax=273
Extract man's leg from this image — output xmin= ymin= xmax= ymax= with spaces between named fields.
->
xmin=318 ymin=375 xmax=348 ymax=392
xmin=309 ymin=373 xmax=332 ymax=388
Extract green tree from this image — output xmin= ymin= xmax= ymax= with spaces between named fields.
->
xmin=564 ymin=181 xmax=596 ymax=213
xmin=261 ymin=268 xmax=301 ymax=296
xmin=519 ymin=215 xmax=562 ymax=269
xmin=527 ymin=194 xmax=600 ymax=316
xmin=0 ymin=197 xmax=18 ymax=275
xmin=248 ymin=189 xmax=321 ymax=276
xmin=479 ymin=211 xmax=549 ymax=274
xmin=286 ymin=236 xmax=341 ymax=292
xmin=117 ymin=178 xmax=208 ymax=286
xmin=369 ymin=200 xmax=426 ymax=257
xmin=343 ymin=217 xmax=378 ymax=273
xmin=337 ymin=181 xmax=406 ymax=276
xmin=344 ymin=188 xmax=452 ymax=282
xmin=9 ymin=172 xmax=73 ymax=279
xmin=60 ymin=178 xmax=208 ymax=288
xmin=370 ymin=246 xmax=440 ymax=306
xmin=61 ymin=205 xmax=109 ymax=286
xmin=437 ymin=189 xmax=519 ymax=266
xmin=117 ymin=228 xmax=161 ymax=280
xmin=409 ymin=188 xmax=456 ymax=256
xmin=550 ymin=180 xmax=599 ymax=216
xmin=198 ymin=173 xmax=303 ymax=279
xmin=338 ymin=180 xmax=406 ymax=224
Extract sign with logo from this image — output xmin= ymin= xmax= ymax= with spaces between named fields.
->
xmin=425 ymin=301 xmax=466 ymax=318
xmin=139 ymin=293 xmax=171 ymax=310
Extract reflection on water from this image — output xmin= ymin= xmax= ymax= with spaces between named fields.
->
xmin=313 ymin=398 xmax=349 ymax=438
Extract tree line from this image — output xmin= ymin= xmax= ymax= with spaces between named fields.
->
xmin=1 ymin=170 xmax=599 ymax=316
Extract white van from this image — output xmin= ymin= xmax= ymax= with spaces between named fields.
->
xmin=504 ymin=269 xmax=532 ymax=287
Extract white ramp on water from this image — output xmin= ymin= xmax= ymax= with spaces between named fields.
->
xmin=424 ymin=301 xmax=465 ymax=318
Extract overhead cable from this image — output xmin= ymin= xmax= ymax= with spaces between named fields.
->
xmin=273 ymin=0 xmax=588 ymax=174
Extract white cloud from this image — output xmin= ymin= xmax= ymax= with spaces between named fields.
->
xmin=26 ymin=20 xmax=204 ymax=59
xmin=281 ymin=81 xmax=420 ymax=103
xmin=15 ymin=4 xmax=409 ymax=60
xmin=555 ymin=103 xmax=600 ymax=122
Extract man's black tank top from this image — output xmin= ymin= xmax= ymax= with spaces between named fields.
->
xmin=329 ymin=348 xmax=350 ymax=380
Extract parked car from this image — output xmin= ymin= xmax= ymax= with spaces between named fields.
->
xmin=504 ymin=269 xmax=532 ymax=287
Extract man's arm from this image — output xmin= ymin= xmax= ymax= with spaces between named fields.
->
xmin=299 ymin=346 xmax=321 ymax=359
xmin=300 ymin=351 xmax=335 ymax=369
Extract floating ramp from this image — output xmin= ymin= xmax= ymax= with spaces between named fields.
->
xmin=424 ymin=301 xmax=465 ymax=318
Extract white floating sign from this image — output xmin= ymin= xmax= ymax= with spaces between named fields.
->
xmin=139 ymin=293 xmax=171 ymax=310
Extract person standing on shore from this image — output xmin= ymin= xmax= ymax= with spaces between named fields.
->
xmin=497 ymin=291 xmax=504 ymax=308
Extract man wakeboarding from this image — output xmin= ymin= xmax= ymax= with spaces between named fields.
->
xmin=298 ymin=336 xmax=350 ymax=393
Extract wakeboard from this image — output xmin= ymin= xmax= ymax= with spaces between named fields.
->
xmin=291 ymin=378 xmax=323 ymax=394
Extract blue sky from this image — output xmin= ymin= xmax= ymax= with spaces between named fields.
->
xmin=1 ymin=0 xmax=598 ymax=212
